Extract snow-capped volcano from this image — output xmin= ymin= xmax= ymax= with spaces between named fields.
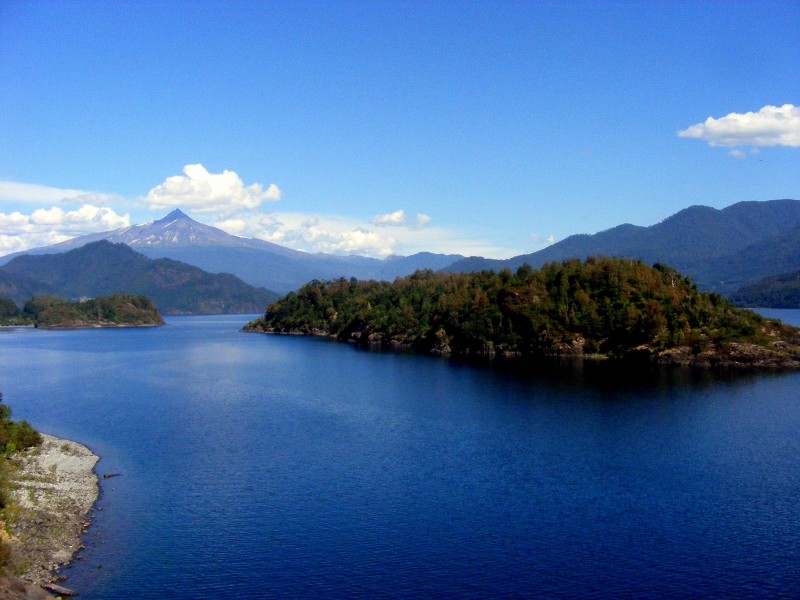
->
xmin=37 ymin=208 xmax=291 ymax=253
xmin=0 ymin=209 xmax=464 ymax=293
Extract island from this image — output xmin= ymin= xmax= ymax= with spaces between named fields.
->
xmin=244 ymin=257 xmax=800 ymax=369
xmin=1 ymin=294 xmax=165 ymax=329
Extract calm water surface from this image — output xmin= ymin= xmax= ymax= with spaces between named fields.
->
xmin=1 ymin=311 xmax=799 ymax=598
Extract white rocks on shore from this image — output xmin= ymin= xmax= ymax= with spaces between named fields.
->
xmin=7 ymin=433 xmax=99 ymax=589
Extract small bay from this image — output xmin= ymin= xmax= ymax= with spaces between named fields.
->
xmin=1 ymin=311 xmax=799 ymax=598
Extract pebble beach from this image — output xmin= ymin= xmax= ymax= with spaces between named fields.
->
xmin=3 ymin=433 xmax=99 ymax=598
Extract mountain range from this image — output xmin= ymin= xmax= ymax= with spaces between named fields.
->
xmin=2 ymin=199 xmax=799 ymax=307
xmin=0 ymin=241 xmax=277 ymax=315
xmin=0 ymin=209 xmax=464 ymax=294
xmin=445 ymin=199 xmax=800 ymax=295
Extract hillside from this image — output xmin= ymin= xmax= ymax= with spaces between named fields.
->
xmin=245 ymin=258 xmax=800 ymax=369
xmin=443 ymin=199 xmax=800 ymax=295
xmin=0 ymin=270 xmax=59 ymax=305
xmin=0 ymin=241 xmax=278 ymax=315
xmin=730 ymin=271 xmax=800 ymax=309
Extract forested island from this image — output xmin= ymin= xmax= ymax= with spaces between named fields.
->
xmin=0 ymin=294 xmax=164 ymax=329
xmin=244 ymin=257 xmax=800 ymax=369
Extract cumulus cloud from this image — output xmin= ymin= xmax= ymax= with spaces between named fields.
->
xmin=145 ymin=164 xmax=281 ymax=217
xmin=678 ymin=104 xmax=800 ymax=148
xmin=0 ymin=205 xmax=130 ymax=255
xmin=213 ymin=212 xmax=398 ymax=257
xmin=209 ymin=211 xmax=519 ymax=259
xmin=371 ymin=210 xmax=432 ymax=230
xmin=371 ymin=210 xmax=407 ymax=227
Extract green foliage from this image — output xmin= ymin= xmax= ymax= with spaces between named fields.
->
xmin=10 ymin=293 xmax=164 ymax=328
xmin=729 ymin=270 xmax=800 ymax=309
xmin=0 ymin=392 xmax=43 ymax=569
xmin=0 ymin=394 xmax=42 ymax=459
xmin=254 ymin=257 xmax=770 ymax=359
xmin=0 ymin=297 xmax=19 ymax=320
xmin=0 ymin=297 xmax=27 ymax=326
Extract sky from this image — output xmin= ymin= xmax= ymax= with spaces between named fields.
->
xmin=1 ymin=0 xmax=799 ymax=259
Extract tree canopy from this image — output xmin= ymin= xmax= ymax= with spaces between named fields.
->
xmin=0 ymin=294 xmax=164 ymax=328
xmin=246 ymin=257 xmax=782 ymax=362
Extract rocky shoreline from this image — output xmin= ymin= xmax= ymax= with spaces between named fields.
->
xmin=1 ymin=434 xmax=99 ymax=599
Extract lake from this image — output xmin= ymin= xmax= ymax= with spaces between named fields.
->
xmin=1 ymin=311 xmax=799 ymax=598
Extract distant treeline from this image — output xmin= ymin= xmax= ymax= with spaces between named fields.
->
xmin=729 ymin=271 xmax=800 ymax=309
xmin=0 ymin=294 xmax=164 ymax=328
xmin=246 ymin=257 xmax=769 ymax=359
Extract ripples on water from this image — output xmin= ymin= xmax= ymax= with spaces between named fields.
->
xmin=1 ymin=312 xmax=799 ymax=598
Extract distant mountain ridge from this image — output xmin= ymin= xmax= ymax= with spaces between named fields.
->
xmin=2 ymin=200 xmax=799 ymax=301
xmin=0 ymin=241 xmax=278 ymax=315
xmin=445 ymin=199 xmax=800 ymax=294
xmin=0 ymin=209 xmax=465 ymax=293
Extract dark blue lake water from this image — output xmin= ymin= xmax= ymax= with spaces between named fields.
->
xmin=1 ymin=311 xmax=800 ymax=599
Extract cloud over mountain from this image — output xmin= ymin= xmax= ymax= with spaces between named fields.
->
xmin=145 ymin=164 xmax=282 ymax=217
xmin=371 ymin=210 xmax=432 ymax=229
xmin=678 ymin=104 xmax=800 ymax=149
xmin=0 ymin=205 xmax=130 ymax=254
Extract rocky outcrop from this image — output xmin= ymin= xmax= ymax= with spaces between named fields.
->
xmin=1 ymin=434 xmax=99 ymax=597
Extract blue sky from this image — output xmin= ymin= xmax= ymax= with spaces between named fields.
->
xmin=1 ymin=0 xmax=798 ymax=258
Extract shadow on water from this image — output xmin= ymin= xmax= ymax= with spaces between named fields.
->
xmin=444 ymin=353 xmax=796 ymax=403
xmin=342 ymin=335 xmax=785 ymax=395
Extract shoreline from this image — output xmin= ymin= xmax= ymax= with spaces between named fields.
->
xmin=3 ymin=433 xmax=100 ymax=598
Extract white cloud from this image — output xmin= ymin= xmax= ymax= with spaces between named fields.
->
xmin=214 ymin=212 xmax=398 ymax=257
xmin=371 ymin=210 xmax=432 ymax=230
xmin=729 ymin=149 xmax=747 ymax=160
xmin=371 ymin=209 xmax=407 ymax=227
xmin=210 ymin=211 xmax=519 ymax=259
xmin=0 ymin=180 xmax=122 ymax=206
xmin=0 ymin=205 xmax=130 ymax=256
xmin=145 ymin=164 xmax=281 ymax=217
xmin=678 ymin=104 xmax=800 ymax=148
xmin=531 ymin=233 xmax=556 ymax=246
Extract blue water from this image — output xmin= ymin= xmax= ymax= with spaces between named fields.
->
xmin=1 ymin=311 xmax=799 ymax=598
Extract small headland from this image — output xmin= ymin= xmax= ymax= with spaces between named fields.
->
xmin=1 ymin=434 xmax=99 ymax=599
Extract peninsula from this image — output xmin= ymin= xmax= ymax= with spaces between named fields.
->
xmin=244 ymin=258 xmax=800 ymax=369
xmin=0 ymin=397 xmax=99 ymax=598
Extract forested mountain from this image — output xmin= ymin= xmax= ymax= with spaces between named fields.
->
xmin=729 ymin=271 xmax=800 ymax=309
xmin=0 ymin=270 xmax=59 ymax=305
xmin=0 ymin=241 xmax=278 ymax=315
xmin=2 ymin=200 xmax=798 ymax=300
xmin=245 ymin=258 xmax=800 ymax=369
xmin=443 ymin=200 xmax=800 ymax=294
xmin=699 ymin=225 xmax=800 ymax=293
